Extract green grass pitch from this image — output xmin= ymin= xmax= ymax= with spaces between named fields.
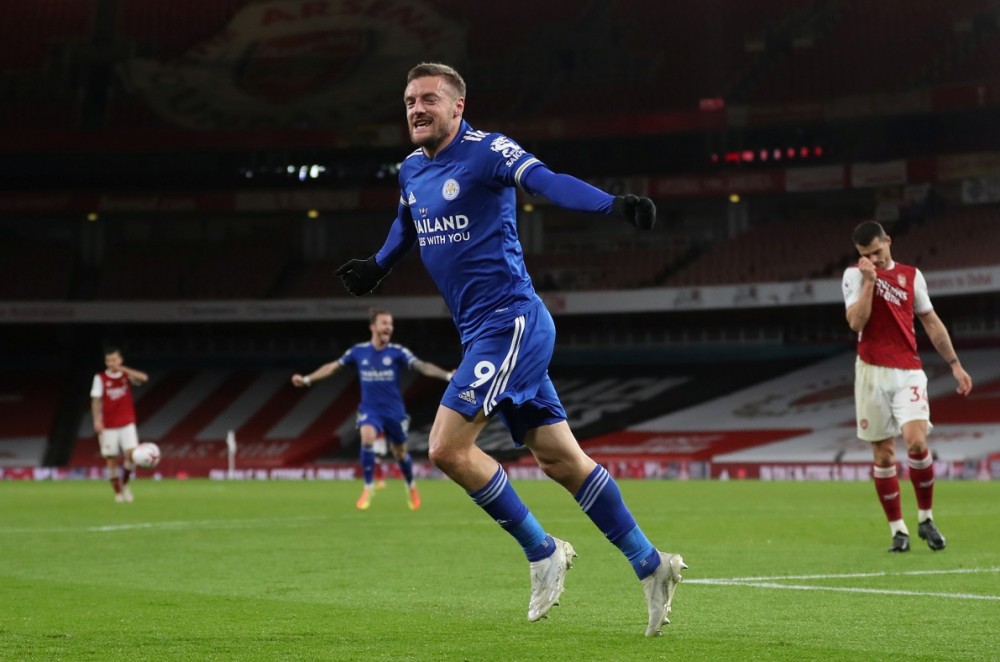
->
xmin=1 ymin=478 xmax=998 ymax=660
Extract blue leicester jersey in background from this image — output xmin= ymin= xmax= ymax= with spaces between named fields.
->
xmin=396 ymin=120 xmax=545 ymax=344
xmin=337 ymin=342 xmax=417 ymax=418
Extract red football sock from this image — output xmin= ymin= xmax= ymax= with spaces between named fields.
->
xmin=873 ymin=465 xmax=902 ymax=522
xmin=111 ymin=476 xmax=122 ymax=494
xmin=908 ymin=450 xmax=934 ymax=511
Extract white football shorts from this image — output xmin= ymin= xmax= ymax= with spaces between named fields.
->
xmin=854 ymin=358 xmax=932 ymax=442
xmin=98 ymin=423 xmax=139 ymax=457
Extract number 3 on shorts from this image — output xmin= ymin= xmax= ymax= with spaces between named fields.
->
xmin=470 ymin=361 xmax=496 ymax=388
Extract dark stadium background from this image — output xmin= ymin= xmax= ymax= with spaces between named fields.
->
xmin=1 ymin=0 xmax=999 ymax=479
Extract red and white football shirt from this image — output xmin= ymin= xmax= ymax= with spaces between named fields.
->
xmin=90 ymin=371 xmax=137 ymax=428
xmin=843 ymin=261 xmax=932 ymax=370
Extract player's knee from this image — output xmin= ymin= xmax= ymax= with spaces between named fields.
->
xmin=427 ymin=439 xmax=454 ymax=472
xmin=533 ymin=454 xmax=575 ymax=485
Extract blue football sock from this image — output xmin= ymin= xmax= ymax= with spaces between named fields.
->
xmin=397 ymin=453 xmax=414 ymax=487
xmin=360 ymin=446 xmax=376 ymax=488
xmin=469 ymin=465 xmax=554 ymax=561
xmin=576 ymin=465 xmax=660 ymax=579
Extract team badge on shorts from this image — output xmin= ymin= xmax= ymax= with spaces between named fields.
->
xmin=860 ymin=419 xmax=869 ymax=429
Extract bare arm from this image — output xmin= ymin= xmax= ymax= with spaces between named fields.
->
xmin=291 ymin=360 xmax=342 ymax=388
xmin=91 ymin=397 xmax=104 ymax=434
xmin=412 ymin=359 xmax=454 ymax=382
xmin=846 ymin=259 xmax=877 ymax=333
xmin=120 ymin=365 xmax=149 ymax=385
xmin=918 ymin=310 xmax=973 ymax=395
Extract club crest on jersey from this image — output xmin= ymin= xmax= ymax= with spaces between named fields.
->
xmin=442 ymin=178 xmax=460 ymax=200
xmin=897 ymin=274 xmax=907 ymax=287
xmin=382 ymin=357 xmax=392 ymax=366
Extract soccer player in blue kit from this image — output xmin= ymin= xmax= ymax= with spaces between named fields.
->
xmin=291 ymin=307 xmax=454 ymax=511
xmin=336 ymin=63 xmax=686 ymax=636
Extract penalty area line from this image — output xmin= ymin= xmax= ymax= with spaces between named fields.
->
xmin=687 ymin=580 xmax=1000 ymax=601
xmin=691 ymin=567 xmax=1000 ymax=582
xmin=687 ymin=568 xmax=1000 ymax=602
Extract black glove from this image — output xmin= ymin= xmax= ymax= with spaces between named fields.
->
xmin=335 ymin=256 xmax=390 ymax=296
xmin=612 ymin=194 xmax=656 ymax=230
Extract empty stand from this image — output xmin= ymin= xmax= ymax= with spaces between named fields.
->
xmin=0 ymin=243 xmax=76 ymax=300
xmin=906 ymin=205 xmax=1000 ymax=270
xmin=0 ymin=1 xmax=94 ymax=72
xmin=748 ymin=0 xmax=993 ymax=103
xmin=183 ymin=241 xmax=289 ymax=299
xmin=666 ymin=216 xmax=859 ymax=286
xmin=118 ymin=0 xmax=244 ymax=57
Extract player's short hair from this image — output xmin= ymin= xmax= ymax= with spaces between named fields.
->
xmin=103 ymin=345 xmax=122 ymax=357
xmin=406 ymin=62 xmax=466 ymax=99
xmin=368 ymin=307 xmax=391 ymax=324
xmin=852 ymin=221 xmax=886 ymax=247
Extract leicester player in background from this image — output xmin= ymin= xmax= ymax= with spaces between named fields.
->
xmin=291 ymin=307 xmax=453 ymax=511
xmin=336 ymin=62 xmax=685 ymax=637
xmin=844 ymin=221 xmax=973 ymax=552
xmin=91 ymin=346 xmax=148 ymax=503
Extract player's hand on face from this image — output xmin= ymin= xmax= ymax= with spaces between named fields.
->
xmin=291 ymin=374 xmax=305 ymax=387
xmin=857 ymin=257 xmax=877 ymax=281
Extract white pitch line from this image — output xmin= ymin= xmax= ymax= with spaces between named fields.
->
xmin=0 ymin=515 xmax=330 ymax=534
xmin=687 ymin=568 xmax=1000 ymax=602
xmin=691 ymin=567 xmax=1000 ymax=582
xmin=689 ymin=580 xmax=1000 ymax=601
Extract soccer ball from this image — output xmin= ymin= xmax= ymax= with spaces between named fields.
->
xmin=132 ymin=442 xmax=162 ymax=469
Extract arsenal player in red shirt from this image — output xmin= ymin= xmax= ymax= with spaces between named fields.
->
xmin=91 ymin=347 xmax=148 ymax=502
xmin=843 ymin=221 xmax=972 ymax=552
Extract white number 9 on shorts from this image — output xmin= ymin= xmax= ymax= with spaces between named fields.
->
xmin=470 ymin=361 xmax=496 ymax=388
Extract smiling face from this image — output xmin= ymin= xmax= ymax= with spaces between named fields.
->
xmin=855 ymin=235 xmax=893 ymax=269
xmin=369 ymin=313 xmax=394 ymax=348
xmin=403 ymin=75 xmax=464 ymax=158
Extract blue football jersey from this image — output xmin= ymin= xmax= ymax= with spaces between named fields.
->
xmin=337 ymin=342 xmax=416 ymax=417
xmin=397 ymin=120 xmax=544 ymax=343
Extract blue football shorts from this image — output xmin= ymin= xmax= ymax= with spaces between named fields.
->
xmin=442 ymin=300 xmax=568 ymax=445
xmin=356 ymin=409 xmax=410 ymax=445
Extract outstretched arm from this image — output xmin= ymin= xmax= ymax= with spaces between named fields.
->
xmin=337 ymin=202 xmax=416 ymax=296
xmin=375 ymin=201 xmax=417 ymax=268
xmin=521 ymin=165 xmax=656 ymax=229
xmin=412 ymin=359 xmax=454 ymax=382
xmin=918 ymin=310 xmax=973 ymax=395
xmin=291 ymin=360 xmax=342 ymax=388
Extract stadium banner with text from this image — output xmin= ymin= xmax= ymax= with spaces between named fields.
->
xmin=4 ymin=266 xmax=999 ymax=323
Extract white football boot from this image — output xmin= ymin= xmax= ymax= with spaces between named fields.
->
xmin=527 ymin=537 xmax=577 ymax=621
xmin=642 ymin=552 xmax=687 ymax=637
xmin=121 ymin=485 xmax=134 ymax=503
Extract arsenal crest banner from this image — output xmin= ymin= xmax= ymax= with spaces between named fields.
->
xmin=121 ymin=0 xmax=465 ymax=130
